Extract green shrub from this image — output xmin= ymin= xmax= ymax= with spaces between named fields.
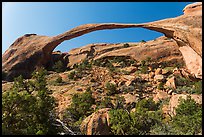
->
xmin=52 ymin=60 xmax=66 ymax=73
xmin=192 ymin=80 xmax=202 ymax=94
xmin=56 ymin=76 xmax=62 ymax=83
xmin=170 ymin=96 xmax=202 ymax=135
xmin=106 ymin=61 xmax=115 ymax=72
xmin=123 ymin=43 xmax=130 ymax=48
xmin=52 ymin=76 xmax=64 ymax=86
xmin=67 ymin=91 xmax=95 ymax=120
xmin=150 ymin=95 xmax=202 ymax=135
xmin=141 ymin=40 xmax=146 ymax=43
xmin=99 ymin=96 xmax=113 ymax=109
xmin=105 ymin=82 xmax=117 ymax=96
xmin=175 ymin=86 xmax=193 ymax=94
xmin=175 ymin=75 xmax=192 ymax=86
xmin=140 ymin=65 xmax=148 ymax=74
xmin=114 ymin=95 xmax=126 ymax=109
xmin=157 ymin=82 xmax=164 ymax=90
xmin=92 ymin=59 xmax=101 ymax=66
xmin=136 ymin=98 xmax=160 ymax=112
xmin=141 ymin=60 xmax=146 ymax=66
xmin=109 ymin=109 xmax=131 ymax=135
xmin=2 ymin=68 xmax=58 ymax=135
xmin=121 ymin=85 xmax=135 ymax=93
xmin=76 ymin=59 xmax=92 ymax=71
xmin=146 ymin=57 xmax=152 ymax=63
xmin=68 ymin=71 xmax=76 ymax=80
xmin=109 ymin=98 xmax=162 ymax=135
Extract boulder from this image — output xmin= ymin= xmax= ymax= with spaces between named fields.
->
xmin=122 ymin=66 xmax=138 ymax=73
xmin=80 ymin=108 xmax=111 ymax=135
xmin=148 ymin=71 xmax=155 ymax=79
xmin=154 ymin=74 xmax=164 ymax=81
xmin=165 ymin=76 xmax=176 ymax=89
xmin=122 ymin=93 xmax=137 ymax=105
xmin=153 ymin=91 xmax=169 ymax=102
xmin=155 ymin=68 xmax=162 ymax=75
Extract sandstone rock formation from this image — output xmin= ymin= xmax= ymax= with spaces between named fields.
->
xmin=80 ymin=108 xmax=111 ymax=135
xmin=2 ymin=2 xmax=202 ymax=81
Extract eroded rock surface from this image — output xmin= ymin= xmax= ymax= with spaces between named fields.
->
xmin=2 ymin=2 xmax=202 ymax=81
xmin=80 ymin=108 xmax=111 ymax=135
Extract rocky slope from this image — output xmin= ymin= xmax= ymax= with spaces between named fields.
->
xmin=2 ymin=2 xmax=202 ymax=81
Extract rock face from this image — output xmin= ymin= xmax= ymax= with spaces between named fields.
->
xmin=2 ymin=2 xmax=202 ymax=81
xmin=80 ymin=108 xmax=111 ymax=135
xmin=183 ymin=2 xmax=202 ymax=15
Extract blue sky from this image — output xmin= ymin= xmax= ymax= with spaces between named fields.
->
xmin=2 ymin=2 xmax=193 ymax=54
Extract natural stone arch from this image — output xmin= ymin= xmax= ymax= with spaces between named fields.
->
xmin=2 ymin=2 xmax=202 ymax=80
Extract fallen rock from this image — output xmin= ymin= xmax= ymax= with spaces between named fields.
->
xmin=148 ymin=71 xmax=155 ymax=79
xmin=155 ymin=68 xmax=162 ymax=75
xmin=80 ymin=108 xmax=111 ymax=135
xmin=122 ymin=93 xmax=137 ymax=105
xmin=153 ymin=91 xmax=169 ymax=102
xmin=154 ymin=74 xmax=164 ymax=81
xmin=122 ymin=75 xmax=136 ymax=86
xmin=165 ymin=76 xmax=176 ymax=89
xmin=139 ymin=74 xmax=149 ymax=81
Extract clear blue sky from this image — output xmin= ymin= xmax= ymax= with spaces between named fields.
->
xmin=2 ymin=2 xmax=193 ymax=54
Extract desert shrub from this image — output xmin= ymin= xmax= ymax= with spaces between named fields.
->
xmin=129 ymin=109 xmax=163 ymax=135
xmin=146 ymin=57 xmax=152 ymax=63
xmin=76 ymin=59 xmax=92 ymax=71
xmin=192 ymin=80 xmax=202 ymax=94
xmin=123 ymin=43 xmax=130 ymax=48
xmin=140 ymin=65 xmax=148 ymax=74
xmin=129 ymin=59 xmax=136 ymax=65
xmin=51 ymin=76 xmax=64 ymax=86
xmin=121 ymin=85 xmax=135 ymax=93
xmin=52 ymin=60 xmax=66 ymax=73
xmin=105 ymin=82 xmax=117 ymax=96
xmin=109 ymin=109 xmax=131 ymax=135
xmin=56 ymin=76 xmax=62 ymax=83
xmin=92 ymin=59 xmax=101 ymax=66
xmin=66 ymin=91 xmax=95 ymax=121
xmin=121 ymin=70 xmax=130 ymax=75
xmin=114 ymin=95 xmax=126 ymax=109
xmin=141 ymin=40 xmax=146 ymax=43
xmin=136 ymin=98 xmax=160 ymax=112
xmin=109 ymin=98 xmax=163 ymax=135
xmin=163 ymin=67 xmax=174 ymax=73
xmin=99 ymin=96 xmax=114 ymax=109
xmin=170 ymin=96 xmax=202 ymax=135
xmin=68 ymin=71 xmax=76 ymax=80
xmin=150 ymin=95 xmax=202 ymax=135
xmin=175 ymin=75 xmax=192 ymax=86
xmin=106 ymin=60 xmax=115 ymax=72
xmin=157 ymin=82 xmax=164 ymax=90
xmin=2 ymin=68 xmax=58 ymax=135
xmin=175 ymin=86 xmax=193 ymax=94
